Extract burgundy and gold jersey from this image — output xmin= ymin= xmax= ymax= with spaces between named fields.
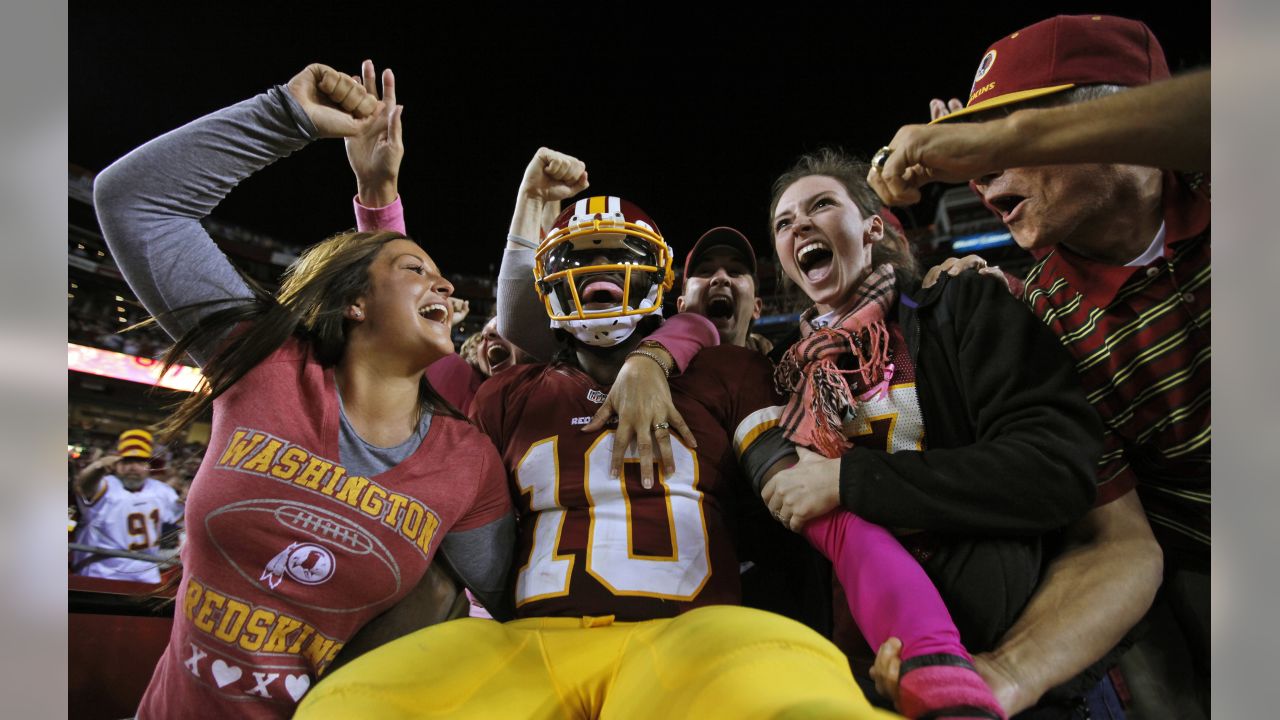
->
xmin=839 ymin=324 xmax=924 ymax=453
xmin=472 ymin=344 xmax=786 ymax=621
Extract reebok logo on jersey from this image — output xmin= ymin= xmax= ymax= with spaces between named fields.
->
xmin=571 ymin=416 xmax=593 ymax=426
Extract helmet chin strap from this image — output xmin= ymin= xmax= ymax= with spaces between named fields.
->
xmin=552 ymin=286 xmax=662 ymax=347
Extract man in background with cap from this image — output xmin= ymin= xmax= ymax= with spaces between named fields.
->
xmin=676 ymin=225 xmax=848 ymax=637
xmin=71 ymin=428 xmax=183 ymax=584
xmin=866 ymin=14 xmax=1210 ymax=718
xmin=677 ymin=226 xmax=768 ymax=352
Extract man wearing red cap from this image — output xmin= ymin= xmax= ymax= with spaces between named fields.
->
xmin=678 ymin=226 xmax=765 ymax=350
xmin=71 ymin=429 xmax=183 ymax=584
xmin=867 ymin=14 xmax=1210 ymax=719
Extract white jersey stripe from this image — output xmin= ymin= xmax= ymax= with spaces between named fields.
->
xmin=733 ymin=405 xmax=785 ymax=458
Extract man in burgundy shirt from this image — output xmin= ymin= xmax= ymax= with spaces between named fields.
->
xmin=868 ymin=14 xmax=1210 ymax=719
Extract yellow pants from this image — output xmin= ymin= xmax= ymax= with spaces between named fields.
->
xmin=298 ymin=605 xmax=898 ymax=719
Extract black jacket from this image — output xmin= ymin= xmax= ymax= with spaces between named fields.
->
xmin=764 ymin=270 xmax=1101 ymax=652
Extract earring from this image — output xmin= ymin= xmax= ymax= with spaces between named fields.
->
xmin=352 ymin=308 xmax=363 ymax=320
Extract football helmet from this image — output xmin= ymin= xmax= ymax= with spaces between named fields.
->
xmin=534 ymin=196 xmax=675 ymax=347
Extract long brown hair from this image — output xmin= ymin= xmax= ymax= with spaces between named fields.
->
xmin=153 ymin=230 xmax=464 ymax=442
xmin=768 ymin=147 xmax=920 ymax=284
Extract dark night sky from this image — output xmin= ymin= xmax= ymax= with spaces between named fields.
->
xmin=69 ymin=3 xmax=1210 ymax=278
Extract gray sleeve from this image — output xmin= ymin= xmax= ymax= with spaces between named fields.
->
xmin=495 ymin=236 xmax=562 ymax=361
xmin=438 ymin=511 xmax=516 ymax=621
xmin=740 ymin=427 xmax=797 ymax=495
xmin=92 ymin=86 xmax=319 ymax=366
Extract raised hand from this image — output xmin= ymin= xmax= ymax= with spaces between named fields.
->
xmin=930 ymin=98 xmax=965 ymax=121
xmin=518 ymin=147 xmax=589 ymax=203
xmin=285 ymin=63 xmax=380 ymax=139
xmin=448 ymin=298 xmax=470 ymax=328
xmin=345 ymin=59 xmax=404 ymax=208
xmin=510 ymin=147 xmax=589 ymax=242
xmin=75 ymin=453 xmax=123 ymax=495
xmin=867 ymin=96 xmax=1000 ymax=207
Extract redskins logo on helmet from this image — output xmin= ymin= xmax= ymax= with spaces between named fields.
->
xmin=534 ymin=196 xmax=675 ymax=347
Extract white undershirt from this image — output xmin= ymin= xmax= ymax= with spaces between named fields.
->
xmin=1125 ymin=221 xmax=1168 ymax=267
xmin=809 ymin=309 xmax=839 ymax=330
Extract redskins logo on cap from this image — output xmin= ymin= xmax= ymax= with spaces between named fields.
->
xmin=970 ymin=50 xmax=997 ymax=92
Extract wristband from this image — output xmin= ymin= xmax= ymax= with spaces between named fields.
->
xmin=626 ymin=349 xmax=672 ymax=378
xmin=507 ymin=234 xmax=539 ymax=250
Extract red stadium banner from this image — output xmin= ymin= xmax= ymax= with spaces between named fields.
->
xmin=68 ymin=343 xmax=203 ymax=392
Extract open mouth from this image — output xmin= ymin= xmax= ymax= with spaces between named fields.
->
xmin=578 ymin=279 xmax=625 ymax=309
xmin=485 ymin=343 xmax=512 ymax=369
xmin=705 ymin=295 xmax=735 ymax=320
xmin=985 ymin=193 xmax=1027 ymax=222
xmin=417 ymin=303 xmax=448 ymax=324
xmin=796 ymin=241 xmax=834 ymax=283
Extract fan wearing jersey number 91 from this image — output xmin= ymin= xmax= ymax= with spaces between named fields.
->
xmin=297 ymin=189 xmax=893 ymax=719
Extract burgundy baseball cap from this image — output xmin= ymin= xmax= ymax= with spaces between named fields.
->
xmin=682 ymin=226 xmax=758 ymax=284
xmin=935 ymin=14 xmax=1170 ymax=123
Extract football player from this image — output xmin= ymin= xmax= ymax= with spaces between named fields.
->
xmin=297 ymin=195 xmax=892 ymax=719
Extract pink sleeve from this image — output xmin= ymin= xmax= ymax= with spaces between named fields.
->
xmin=804 ymin=510 xmax=966 ymax=662
xmin=647 ymin=313 xmax=718 ymax=373
xmin=353 ymin=195 xmax=406 ymax=234
xmin=805 ymin=512 xmax=1004 ymax=716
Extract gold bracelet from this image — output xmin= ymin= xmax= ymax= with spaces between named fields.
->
xmin=626 ymin=348 xmax=671 ymax=378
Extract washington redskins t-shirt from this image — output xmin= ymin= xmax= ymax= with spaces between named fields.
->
xmin=138 ymin=339 xmax=510 ymax=719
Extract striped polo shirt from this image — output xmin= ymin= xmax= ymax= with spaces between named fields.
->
xmin=1021 ymin=172 xmax=1210 ymax=567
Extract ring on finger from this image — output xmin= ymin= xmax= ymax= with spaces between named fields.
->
xmin=653 ymin=422 xmax=670 ymax=431
xmin=773 ymin=511 xmax=785 ymax=523
xmin=872 ymin=146 xmax=893 ymax=172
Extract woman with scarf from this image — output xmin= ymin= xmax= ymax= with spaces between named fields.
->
xmin=757 ymin=149 xmax=1103 ymax=719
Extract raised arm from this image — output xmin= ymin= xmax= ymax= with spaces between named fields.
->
xmin=74 ymin=453 xmax=121 ymax=501
xmin=346 ymin=59 xmax=407 ymax=230
xmin=347 ymin=60 xmax=404 ymax=210
xmin=869 ymin=69 xmax=1210 ymax=206
xmin=93 ymin=63 xmax=380 ymax=365
xmin=496 ymin=147 xmax=589 ymax=360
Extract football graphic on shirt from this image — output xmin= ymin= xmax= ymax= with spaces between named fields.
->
xmin=205 ymin=498 xmax=402 ymax=612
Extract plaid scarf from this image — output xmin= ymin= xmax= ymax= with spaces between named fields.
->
xmin=774 ymin=264 xmax=898 ymax=458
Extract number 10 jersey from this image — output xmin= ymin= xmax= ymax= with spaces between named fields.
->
xmin=471 ymin=345 xmax=788 ymax=621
